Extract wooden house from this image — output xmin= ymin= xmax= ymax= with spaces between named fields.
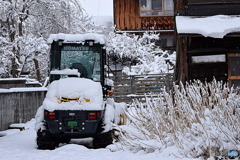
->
xmin=174 ymin=0 xmax=240 ymax=87
xmin=113 ymin=0 xmax=175 ymax=49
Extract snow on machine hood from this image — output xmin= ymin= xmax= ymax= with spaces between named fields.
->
xmin=43 ymin=78 xmax=104 ymax=111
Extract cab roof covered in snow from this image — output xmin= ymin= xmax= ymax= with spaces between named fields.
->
xmin=47 ymin=33 xmax=107 ymax=44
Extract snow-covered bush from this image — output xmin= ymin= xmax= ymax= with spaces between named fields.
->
xmin=117 ymin=80 xmax=240 ymax=158
xmin=122 ymin=52 xmax=175 ymax=75
xmin=106 ymin=32 xmax=175 ymax=75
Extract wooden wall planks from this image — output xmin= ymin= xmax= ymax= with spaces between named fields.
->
xmin=109 ymin=73 xmax=173 ymax=103
xmin=114 ymin=0 xmax=174 ymax=31
xmin=0 ymin=91 xmax=46 ymax=131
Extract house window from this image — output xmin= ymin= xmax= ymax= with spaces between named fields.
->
xmin=191 ymin=54 xmax=226 ymax=64
xmin=228 ymin=53 xmax=240 ymax=88
xmin=140 ymin=0 xmax=174 ymax=16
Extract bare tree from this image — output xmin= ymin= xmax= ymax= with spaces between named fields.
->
xmin=0 ymin=0 xmax=93 ymax=79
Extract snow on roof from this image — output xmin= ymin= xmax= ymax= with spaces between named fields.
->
xmin=176 ymin=15 xmax=240 ymax=38
xmin=47 ymin=33 xmax=107 ymax=44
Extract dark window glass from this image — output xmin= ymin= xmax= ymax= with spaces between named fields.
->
xmin=140 ymin=0 xmax=173 ymax=16
xmin=230 ymin=57 xmax=240 ymax=76
xmin=152 ymin=0 xmax=162 ymax=10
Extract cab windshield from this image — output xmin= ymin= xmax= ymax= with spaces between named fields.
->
xmin=61 ymin=45 xmax=101 ymax=81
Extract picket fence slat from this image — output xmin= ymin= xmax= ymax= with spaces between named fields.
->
xmin=109 ymin=73 xmax=173 ymax=103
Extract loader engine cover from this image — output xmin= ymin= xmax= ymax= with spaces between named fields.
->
xmin=35 ymin=78 xmax=104 ymax=131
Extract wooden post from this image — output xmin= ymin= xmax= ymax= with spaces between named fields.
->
xmin=130 ymin=75 xmax=133 ymax=94
xmin=33 ymin=58 xmax=41 ymax=81
xmin=165 ymin=74 xmax=170 ymax=93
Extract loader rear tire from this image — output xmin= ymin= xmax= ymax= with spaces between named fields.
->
xmin=92 ymin=131 xmax=113 ymax=148
xmin=36 ymin=130 xmax=59 ymax=150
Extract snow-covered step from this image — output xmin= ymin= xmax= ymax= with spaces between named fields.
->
xmin=8 ymin=119 xmax=36 ymax=131
xmin=9 ymin=123 xmax=26 ymax=131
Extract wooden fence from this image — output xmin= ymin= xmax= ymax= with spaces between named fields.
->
xmin=0 ymin=90 xmax=46 ymax=131
xmin=0 ymin=74 xmax=173 ymax=130
xmin=109 ymin=73 xmax=173 ymax=103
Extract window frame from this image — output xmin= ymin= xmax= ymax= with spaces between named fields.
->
xmin=139 ymin=0 xmax=174 ymax=17
xmin=228 ymin=53 xmax=240 ymax=88
xmin=60 ymin=45 xmax=101 ymax=80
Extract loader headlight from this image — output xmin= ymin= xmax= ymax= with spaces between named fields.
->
xmin=57 ymin=97 xmax=80 ymax=103
xmin=84 ymin=98 xmax=91 ymax=102
xmin=56 ymin=96 xmax=91 ymax=103
xmin=44 ymin=110 xmax=58 ymax=120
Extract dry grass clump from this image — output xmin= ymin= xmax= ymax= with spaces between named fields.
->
xmin=117 ymin=80 xmax=240 ymax=158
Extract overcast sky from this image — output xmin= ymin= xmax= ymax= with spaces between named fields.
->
xmin=81 ymin=0 xmax=113 ymax=17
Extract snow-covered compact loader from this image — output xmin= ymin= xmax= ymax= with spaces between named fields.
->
xmin=35 ymin=33 xmax=125 ymax=150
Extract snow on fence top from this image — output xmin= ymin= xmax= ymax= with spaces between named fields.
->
xmin=0 ymin=87 xmax=47 ymax=93
xmin=176 ymin=15 xmax=240 ymax=38
xmin=0 ymin=78 xmax=26 ymax=81
xmin=47 ymin=33 xmax=107 ymax=44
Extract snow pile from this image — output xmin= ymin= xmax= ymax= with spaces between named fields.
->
xmin=103 ymin=98 xmax=127 ymax=132
xmin=176 ymin=15 xmax=240 ymax=38
xmin=105 ymin=78 xmax=114 ymax=87
xmin=43 ymin=78 xmax=103 ymax=110
xmin=35 ymin=78 xmax=103 ymax=131
xmin=47 ymin=33 xmax=107 ymax=44
xmin=117 ymin=80 xmax=240 ymax=159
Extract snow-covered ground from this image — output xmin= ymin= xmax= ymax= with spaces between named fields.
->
xmin=0 ymin=119 xmax=198 ymax=160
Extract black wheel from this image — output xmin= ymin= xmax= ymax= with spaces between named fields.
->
xmin=36 ymin=130 xmax=59 ymax=150
xmin=59 ymin=137 xmax=71 ymax=144
xmin=92 ymin=131 xmax=113 ymax=149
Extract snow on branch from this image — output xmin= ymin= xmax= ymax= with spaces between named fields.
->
xmin=106 ymin=32 xmax=175 ymax=75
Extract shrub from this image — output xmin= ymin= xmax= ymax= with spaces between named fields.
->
xmin=117 ymin=80 xmax=240 ymax=158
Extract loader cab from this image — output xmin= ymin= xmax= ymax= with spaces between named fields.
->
xmin=48 ymin=33 xmax=106 ymax=87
